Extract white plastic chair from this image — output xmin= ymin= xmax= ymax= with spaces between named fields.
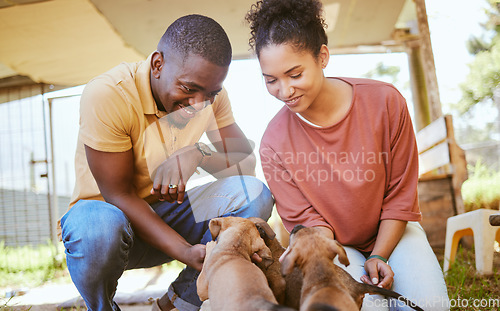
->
xmin=443 ymin=209 xmax=500 ymax=275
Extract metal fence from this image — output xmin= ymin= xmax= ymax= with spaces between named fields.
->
xmin=463 ymin=141 xmax=500 ymax=172
xmin=0 ymin=85 xmax=54 ymax=246
xmin=0 ymin=84 xmax=80 ymax=247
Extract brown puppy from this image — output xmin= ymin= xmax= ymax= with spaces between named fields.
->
xmin=196 ymin=216 xmax=296 ymax=311
xmin=252 ymin=218 xmax=303 ymax=309
xmin=281 ymin=225 xmax=424 ymax=311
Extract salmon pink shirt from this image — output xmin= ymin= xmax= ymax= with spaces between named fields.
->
xmin=260 ymin=77 xmax=422 ymax=252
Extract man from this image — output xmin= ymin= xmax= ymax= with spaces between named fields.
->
xmin=60 ymin=14 xmax=273 ymax=311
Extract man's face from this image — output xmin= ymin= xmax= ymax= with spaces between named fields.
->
xmin=151 ymin=50 xmax=229 ymax=128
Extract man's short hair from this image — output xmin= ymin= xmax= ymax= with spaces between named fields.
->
xmin=159 ymin=14 xmax=232 ymax=67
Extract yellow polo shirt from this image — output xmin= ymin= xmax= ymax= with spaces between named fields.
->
xmin=69 ymin=55 xmax=235 ymax=208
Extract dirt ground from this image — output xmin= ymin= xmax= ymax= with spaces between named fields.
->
xmin=3 ymin=267 xmax=181 ymax=311
xmin=9 ymin=303 xmax=152 ymax=311
xmin=3 ymin=246 xmax=499 ymax=311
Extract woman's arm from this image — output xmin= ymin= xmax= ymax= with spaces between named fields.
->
xmin=361 ymin=219 xmax=407 ymax=289
xmin=361 ymin=89 xmax=421 ymax=289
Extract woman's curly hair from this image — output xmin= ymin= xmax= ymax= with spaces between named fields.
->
xmin=245 ymin=0 xmax=328 ymax=57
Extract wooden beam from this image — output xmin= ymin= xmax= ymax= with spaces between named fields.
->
xmin=406 ymin=38 xmax=432 ymax=130
xmin=330 ymin=44 xmax=406 ymax=55
xmin=414 ymin=0 xmax=442 ymax=123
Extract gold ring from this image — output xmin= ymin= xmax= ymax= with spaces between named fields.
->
xmin=168 ymin=184 xmax=178 ymax=189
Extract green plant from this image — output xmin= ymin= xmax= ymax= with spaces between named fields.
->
xmin=0 ymin=298 xmax=13 ymax=311
xmin=0 ymin=241 xmax=68 ymax=289
xmin=462 ymin=159 xmax=500 ymax=211
xmin=445 ymin=245 xmax=500 ymax=310
xmin=0 ymin=297 xmax=32 ymax=311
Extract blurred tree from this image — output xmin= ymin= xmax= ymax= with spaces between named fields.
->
xmin=363 ymin=62 xmax=401 ymax=85
xmin=362 ymin=61 xmax=413 ymax=119
xmin=457 ymin=0 xmax=500 ymax=117
xmin=455 ymin=0 xmax=500 ymax=170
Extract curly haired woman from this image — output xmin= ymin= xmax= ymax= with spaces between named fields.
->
xmin=246 ymin=0 xmax=449 ymax=310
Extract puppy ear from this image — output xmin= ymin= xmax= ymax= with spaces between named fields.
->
xmin=250 ymin=226 xmax=274 ymax=260
xmin=209 ymin=218 xmax=222 ymax=240
xmin=329 ymin=240 xmax=350 ymax=267
xmin=280 ymin=247 xmax=298 ymax=276
xmin=205 ymin=240 xmax=217 ymax=257
xmin=196 ymin=269 xmax=209 ymax=301
xmin=290 ymin=224 xmax=306 ymax=235
xmin=251 ymin=218 xmax=277 ymax=240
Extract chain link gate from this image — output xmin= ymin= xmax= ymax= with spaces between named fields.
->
xmin=0 ymin=84 xmax=54 ymax=247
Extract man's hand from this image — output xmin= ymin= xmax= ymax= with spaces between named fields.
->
xmin=361 ymin=257 xmax=394 ymax=289
xmin=184 ymin=244 xmax=206 ymax=272
xmin=151 ymin=145 xmax=202 ymax=204
xmin=85 ymin=146 xmax=204 ymax=270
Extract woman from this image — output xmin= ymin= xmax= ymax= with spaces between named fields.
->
xmin=246 ymin=0 xmax=449 ymax=310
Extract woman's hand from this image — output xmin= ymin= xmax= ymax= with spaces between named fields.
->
xmin=361 ymin=257 xmax=394 ymax=289
xmin=150 ymin=145 xmax=203 ymax=203
xmin=361 ymin=219 xmax=406 ymax=289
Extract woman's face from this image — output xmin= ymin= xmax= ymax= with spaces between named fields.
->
xmin=258 ymin=43 xmax=328 ymax=113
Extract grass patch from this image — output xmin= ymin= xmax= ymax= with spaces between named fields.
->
xmin=444 ymin=245 xmax=500 ymax=310
xmin=462 ymin=160 xmax=500 ymax=211
xmin=0 ymin=241 xmax=68 ymax=289
xmin=0 ymin=297 xmax=32 ymax=311
xmin=0 ymin=238 xmax=498 ymax=310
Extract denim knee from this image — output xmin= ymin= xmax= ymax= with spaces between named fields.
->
xmin=246 ymin=176 xmax=274 ymax=220
xmin=226 ymin=175 xmax=274 ymax=221
xmin=61 ymin=201 xmax=133 ymax=276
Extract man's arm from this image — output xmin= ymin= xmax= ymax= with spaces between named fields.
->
xmin=150 ymin=123 xmax=256 ymax=203
xmin=85 ymin=145 xmax=205 ymax=271
xmin=203 ymin=122 xmax=256 ymax=177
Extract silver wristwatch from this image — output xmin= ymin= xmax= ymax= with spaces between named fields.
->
xmin=195 ymin=142 xmax=212 ymax=158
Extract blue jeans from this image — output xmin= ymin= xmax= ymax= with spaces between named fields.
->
xmin=61 ymin=176 xmax=274 ymax=311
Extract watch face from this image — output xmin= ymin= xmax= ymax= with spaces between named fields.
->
xmin=197 ymin=142 xmax=212 ymax=156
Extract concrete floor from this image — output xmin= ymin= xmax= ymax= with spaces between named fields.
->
xmin=3 ymin=267 xmax=182 ymax=311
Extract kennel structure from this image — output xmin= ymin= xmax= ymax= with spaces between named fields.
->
xmin=0 ymin=0 xmax=443 ymax=246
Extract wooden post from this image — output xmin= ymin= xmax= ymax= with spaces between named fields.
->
xmin=414 ymin=0 xmax=443 ymax=125
xmin=444 ymin=115 xmax=468 ymax=215
xmin=401 ymin=0 xmax=443 ymax=130
xmin=406 ymin=39 xmax=431 ymax=131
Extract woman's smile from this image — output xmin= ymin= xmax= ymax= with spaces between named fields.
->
xmin=283 ymin=95 xmax=303 ymax=108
